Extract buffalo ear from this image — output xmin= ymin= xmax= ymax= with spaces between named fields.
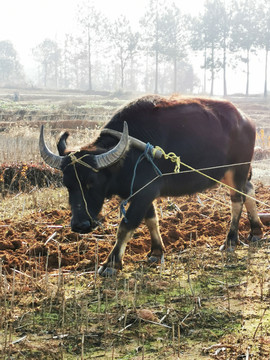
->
xmin=57 ymin=131 xmax=70 ymax=156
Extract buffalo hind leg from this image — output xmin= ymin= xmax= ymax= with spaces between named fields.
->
xmin=220 ymin=192 xmax=244 ymax=251
xmin=220 ymin=175 xmax=263 ymax=252
xmin=220 ymin=169 xmax=245 ymax=251
xmin=244 ymin=180 xmax=263 ymax=243
xmin=145 ymin=203 xmax=165 ymax=263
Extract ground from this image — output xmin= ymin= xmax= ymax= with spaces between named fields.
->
xmin=0 ymin=90 xmax=270 ymax=359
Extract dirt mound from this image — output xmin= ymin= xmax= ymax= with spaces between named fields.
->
xmin=253 ymin=146 xmax=270 ymax=160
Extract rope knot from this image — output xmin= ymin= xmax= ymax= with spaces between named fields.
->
xmin=153 ymin=146 xmax=181 ymax=173
xmin=69 ymin=152 xmax=78 ymax=166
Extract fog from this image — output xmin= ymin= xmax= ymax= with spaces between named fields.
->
xmin=0 ymin=0 xmax=268 ymax=96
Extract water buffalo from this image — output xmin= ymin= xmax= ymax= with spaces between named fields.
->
xmin=39 ymin=95 xmax=263 ymax=276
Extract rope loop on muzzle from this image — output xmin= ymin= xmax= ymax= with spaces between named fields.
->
xmin=68 ymin=152 xmax=98 ymax=226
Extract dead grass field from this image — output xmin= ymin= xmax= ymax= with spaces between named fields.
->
xmin=0 ymin=90 xmax=270 ymax=359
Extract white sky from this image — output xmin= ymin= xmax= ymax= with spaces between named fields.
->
xmin=0 ymin=0 xmax=265 ymax=94
xmin=0 ymin=0 xmax=203 ymax=64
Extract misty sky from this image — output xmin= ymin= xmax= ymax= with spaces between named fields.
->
xmin=0 ymin=0 xmax=202 ymax=64
xmin=0 ymin=0 xmax=265 ymax=94
xmin=0 ymin=0 xmax=144 ymax=61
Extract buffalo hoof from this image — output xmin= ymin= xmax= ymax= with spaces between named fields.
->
xmin=248 ymin=234 xmax=264 ymax=248
xmin=148 ymin=256 xmax=160 ymax=263
xmin=98 ymin=266 xmax=118 ymax=277
xmin=148 ymin=253 xmax=165 ymax=264
xmin=219 ymin=243 xmax=236 ymax=252
xmin=248 ymin=234 xmax=262 ymax=243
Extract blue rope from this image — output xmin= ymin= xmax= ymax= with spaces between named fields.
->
xmin=143 ymin=143 xmax=163 ymax=177
xmin=120 ymin=199 xmax=128 ymax=222
xmin=120 ymin=143 xmax=162 ymax=223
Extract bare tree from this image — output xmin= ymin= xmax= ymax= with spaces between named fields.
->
xmin=77 ymin=1 xmax=106 ymax=91
xmin=219 ymin=0 xmax=235 ymax=96
xmin=140 ymin=0 xmax=168 ymax=94
xmin=197 ymin=0 xmax=235 ymax=97
xmin=0 ymin=41 xmax=24 ymax=86
xmin=158 ymin=3 xmax=190 ymax=92
xmin=257 ymin=0 xmax=270 ymax=97
xmin=110 ymin=15 xmax=139 ymax=90
xmin=33 ymin=39 xmax=61 ymax=88
xmin=191 ymin=0 xmax=225 ymax=96
xmin=231 ymin=0 xmax=260 ymax=95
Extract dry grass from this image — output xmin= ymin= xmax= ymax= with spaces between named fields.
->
xmin=0 ymin=187 xmax=68 ymax=221
xmin=0 ymin=96 xmax=123 ymax=163
xmin=0 ymin=124 xmax=102 ymax=164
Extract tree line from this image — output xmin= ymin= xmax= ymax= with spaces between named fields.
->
xmin=1 ymin=0 xmax=270 ymax=96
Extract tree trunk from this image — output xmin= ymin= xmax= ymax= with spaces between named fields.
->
xmin=121 ymin=54 xmax=124 ymax=90
xmin=264 ymin=48 xmax=268 ymax=98
xmin=87 ymin=25 xmax=92 ymax=92
xmin=145 ymin=52 xmax=149 ymax=92
xmin=75 ymin=60 xmax=79 ymax=89
xmin=210 ymin=43 xmax=214 ymax=96
xmin=154 ymin=6 xmax=159 ymax=94
xmin=64 ymin=37 xmax=69 ymax=89
xmin=203 ymin=45 xmax=207 ymax=94
xmin=44 ymin=62 xmax=48 ymax=88
xmin=154 ymin=49 xmax=158 ymax=94
xmin=173 ymin=57 xmax=177 ymax=93
xmin=64 ymin=53 xmax=67 ymax=89
xmin=245 ymin=48 xmax=250 ymax=96
xmin=129 ymin=55 xmax=134 ymax=90
xmin=223 ymin=41 xmax=227 ymax=97
xmin=54 ymin=57 xmax=58 ymax=88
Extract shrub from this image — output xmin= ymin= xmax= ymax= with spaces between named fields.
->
xmin=0 ymin=163 xmax=63 ymax=195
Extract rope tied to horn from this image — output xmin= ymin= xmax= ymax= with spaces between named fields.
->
xmin=67 ymin=152 xmax=99 ymax=226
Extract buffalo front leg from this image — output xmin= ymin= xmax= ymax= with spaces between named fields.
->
xmin=145 ymin=203 xmax=165 ymax=263
xmin=98 ymin=191 xmax=159 ymax=276
xmin=98 ymin=220 xmax=135 ymax=276
xmin=244 ymin=181 xmax=263 ymax=243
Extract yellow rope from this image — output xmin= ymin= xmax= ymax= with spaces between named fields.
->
xmin=69 ymin=153 xmax=99 ymax=172
xmin=153 ymin=145 xmax=269 ymax=209
xmin=72 ymin=162 xmax=94 ymax=222
xmin=68 ymin=153 xmax=98 ymax=223
xmin=153 ymin=146 xmax=181 ymax=173
xmin=179 ymin=159 xmax=250 ymax=198
xmin=67 ymin=147 xmax=270 ymax=217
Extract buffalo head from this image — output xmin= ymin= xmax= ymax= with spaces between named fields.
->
xmin=39 ymin=123 xmax=129 ymax=233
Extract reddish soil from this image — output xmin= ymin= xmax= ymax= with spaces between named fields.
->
xmin=0 ymin=183 xmax=270 ymax=277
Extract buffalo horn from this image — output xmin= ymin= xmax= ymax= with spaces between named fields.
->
xmin=94 ymin=121 xmax=130 ymax=169
xmin=101 ymin=127 xmax=163 ymax=159
xmin=39 ymin=125 xmax=64 ymax=170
